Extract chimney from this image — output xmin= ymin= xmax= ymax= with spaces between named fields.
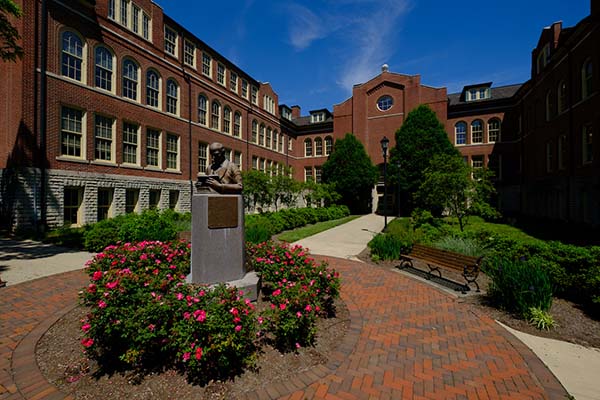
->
xmin=291 ymin=105 xmax=301 ymax=119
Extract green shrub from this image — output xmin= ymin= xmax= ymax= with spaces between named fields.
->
xmin=527 ymin=307 xmax=556 ymax=331
xmin=432 ymin=236 xmax=486 ymax=257
xmin=245 ymin=220 xmax=274 ymax=244
xmin=484 ymin=257 xmax=553 ymax=317
xmin=83 ymin=217 xmax=122 ymax=252
xmin=368 ymin=233 xmax=412 ymax=261
xmin=44 ymin=225 xmax=88 ymax=248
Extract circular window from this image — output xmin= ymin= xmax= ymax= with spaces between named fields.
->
xmin=377 ymin=95 xmax=393 ymax=111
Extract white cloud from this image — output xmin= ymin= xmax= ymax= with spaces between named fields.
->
xmin=287 ymin=4 xmax=329 ymax=50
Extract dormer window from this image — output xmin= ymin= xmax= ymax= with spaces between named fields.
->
xmin=281 ymin=107 xmax=292 ymax=121
xmin=311 ymin=112 xmax=325 ymax=123
xmin=536 ymin=43 xmax=551 ymax=74
xmin=466 ymin=87 xmax=490 ymax=101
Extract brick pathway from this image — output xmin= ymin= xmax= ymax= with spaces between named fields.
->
xmin=0 ymin=258 xmax=568 ymax=399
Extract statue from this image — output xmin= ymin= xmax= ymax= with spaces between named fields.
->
xmin=197 ymin=142 xmax=243 ymax=194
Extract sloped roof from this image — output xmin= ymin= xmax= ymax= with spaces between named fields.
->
xmin=448 ymin=83 xmax=522 ymax=106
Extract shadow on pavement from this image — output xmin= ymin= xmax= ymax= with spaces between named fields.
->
xmin=0 ymin=238 xmax=83 ymax=261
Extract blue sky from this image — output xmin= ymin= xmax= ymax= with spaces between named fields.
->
xmin=157 ymin=0 xmax=591 ymax=114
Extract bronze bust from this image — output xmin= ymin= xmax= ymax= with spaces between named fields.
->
xmin=197 ymin=142 xmax=243 ymax=194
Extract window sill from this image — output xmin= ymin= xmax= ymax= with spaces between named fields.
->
xmin=120 ymin=163 xmax=143 ymax=170
xmin=144 ymin=166 xmax=162 ymax=172
xmin=56 ymin=156 xmax=89 ymax=164
xmin=91 ymin=160 xmax=117 ymax=166
xmin=165 ymin=169 xmax=182 ymax=175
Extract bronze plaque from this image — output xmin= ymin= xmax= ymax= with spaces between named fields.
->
xmin=208 ymin=196 xmax=238 ymax=229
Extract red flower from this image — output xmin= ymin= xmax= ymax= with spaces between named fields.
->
xmin=81 ymin=338 xmax=94 ymax=348
xmin=195 ymin=346 xmax=203 ymax=360
xmin=92 ymin=271 xmax=103 ymax=281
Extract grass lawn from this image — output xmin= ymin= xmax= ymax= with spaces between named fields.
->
xmin=277 ymin=215 xmax=361 ymax=242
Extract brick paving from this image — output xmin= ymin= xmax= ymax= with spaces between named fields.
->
xmin=0 ymin=257 xmax=568 ymax=399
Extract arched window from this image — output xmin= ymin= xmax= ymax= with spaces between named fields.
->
xmin=211 ymin=101 xmax=220 ymax=130
xmin=325 ymin=136 xmax=333 ymax=155
xmin=223 ymin=107 xmax=231 ymax=134
xmin=259 ymin=124 xmax=265 ymax=146
xmin=471 ymin=120 xmax=483 ymax=143
xmin=545 ymin=90 xmax=553 ymax=121
xmin=266 ymin=127 xmax=272 ymax=148
xmin=251 ymin=120 xmax=258 ymax=143
xmin=314 ymin=137 xmax=323 ymax=156
xmin=197 ymin=95 xmax=207 ymax=125
xmin=557 ymin=81 xmax=567 ymax=114
xmin=146 ymin=70 xmax=160 ymax=108
xmin=122 ymin=59 xmax=139 ymax=101
xmin=279 ymin=133 xmax=285 ymax=152
xmin=273 ymin=130 xmax=278 ymax=150
xmin=233 ymin=112 xmax=241 ymax=137
xmin=304 ymin=138 xmax=313 ymax=157
xmin=455 ymin=122 xmax=467 ymax=145
xmin=61 ymin=31 xmax=84 ymax=81
xmin=488 ymin=119 xmax=501 ymax=143
xmin=94 ymin=46 xmax=113 ymax=91
xmin=582 ymin=59 xmax=593 ymax=99
xmin=166 ymin=79 xmax=178 ymax=115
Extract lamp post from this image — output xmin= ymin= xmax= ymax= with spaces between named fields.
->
xmin=380 ymin=136 xmax=389 ymax=230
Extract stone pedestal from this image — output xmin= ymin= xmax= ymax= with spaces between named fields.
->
xmin=188 ymin=194 xmax=259 ymax=300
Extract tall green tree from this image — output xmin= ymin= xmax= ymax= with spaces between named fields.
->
xmin=392 ymin=104 xmax=457 ymax=213
xmin=303 ymin=181 xmax=340 ymax=207
xmin=241 ymin=170 xmax=272 ymax=211
xmin=269 ymin=166 xmax=302 ymax=211
xmin=322 ymin=133 xmax=378 ymax=214
xmin=416 ymin=153 xmax=499 ymax=231
xmin=1 ymin=0 xmax=23 ymax=62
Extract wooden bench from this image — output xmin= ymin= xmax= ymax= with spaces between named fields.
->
xmin=397 ymin=244 xmax=482 ymax=293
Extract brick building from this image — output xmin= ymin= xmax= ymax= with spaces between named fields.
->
xmin=0 ymin=0 xmax=598 ymax=230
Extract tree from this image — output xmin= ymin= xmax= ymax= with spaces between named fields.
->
xmin=416 ymin=153 xmax=499 ymax=231
xmin=269 ymin=166 xmax=302 ymax=211
xmin=241 ymin=170 xmax=272 ymax=212
xmin=392 ymin=104 xmax=458 ymax=213
xmin=1 ymin=0 xmax=24 ymax=62
xmin=302 ymin=181 xmax=340 ymax=207
xmin=322 ymin=133 xmax=378 ymax=214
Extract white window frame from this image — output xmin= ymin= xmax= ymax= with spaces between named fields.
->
xmin=304 ymin=139 xmax=313 ymax=157
xmin=166 ymin=78 xmax=179 ymax=116
xmin=233 ymin=112 xmax=241 ymax=137
xmin=164 ymin=25 xmax=178 ymax=57
xmin=471 ymin=120 xmax=483 ymax=144
xmin=60 ymin=106 xmax=86 ymax=159
xmin=198 ymin=142 xmax=208 ymax=173
xmin=94 ymin=45 xmax=115 ymax=93
xmin=241 ymin=79 xmax=248 ymax=99
xmin=61 ymin=30 xmax=86 ymax=83
xmin=146 ymin=128 xmax=162 ymax=168
xmin=122 ymin=121 xmax=140 ymax=165
xmin=184 ymin=39 xmax=196 ymax=67
xmin=94 ymin=114 xmax=115 ymax=162
xmin=146 ymin=69 xmax=161 ymax=109
xmin=166 ymin=133 xmax=180 ymax=171
xmin=223 ymin=107 xmax=232 ymax=134
xmin=122 ymin=58 xmax=140 ymax=102
xmin=251 ymin=86 xmax=258 ymax=105
xmin=198 ymin=94 xmax=208 ymax=126
xmin=455 ymin=122 xmax=467 ymax=145
xmin=217 ymin=63 xmax=226 ymax=85
xmin=230 ymin=72 xmax=238 ymax=93
xmin=487 ymin=119 xmax=500 ymax=143
xmin=202 ymin=53 xmax=212 ymax=77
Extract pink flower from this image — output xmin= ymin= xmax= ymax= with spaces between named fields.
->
xmin=272 ymin=289 xmax=281 ymax=296
xmin=183 ymin=312 xmax=191 ymax=320
xmin=257 ymin=317 xmax=264 ymax=324
xmin=106 ymin=281 xmax=118 ymax=290
xmin=98 ymin=300 xmax=107 ymax=309
xmin=235 ymin=325 xmax=242 ymax=332
xmin=296 ymin=311 xmax=302 ymax=318
xmin=195 ymin=347 xmax=203 ymax=360
xmin=182 ymin=352 xmax=190 ymax=362
xmin=81 ymin=338 xmax=94 ymax=348
xmin=279 ymin=304 xmax=286 ymax=311
xmin=81 ymin=323 xmax=91 ymax=333
xmin=140 ymin=254 xmax=148 ymax=261
xmin=193 ymin=309 xmax=206 ymax=322
xmin=148 ymin=324 xmax=156 ymax=331
xmin=176 ymin=293 xmax=184 ymax=301
xmin=295 ymin=342 xmax=301 ymax=349
xmin=305 ymin=305 xmax=312 ymax=312
xmin=87 ymin=284 xmax=97 ymax=293
xmin=92 ymin=271 xmax=103 ymax=281
xmin=169 ymin=264 xmax=177 ymax=269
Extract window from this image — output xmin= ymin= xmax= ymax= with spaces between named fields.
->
xmin=252 ymin=156 xmax=258 ymax=170
xmin=311 ymin=113 xmax=324 ymax=123
xmin=64 ymin=187 xmax=82 ymax=226
xmin=122 ymin=122 xmax=139 ymax=164
xmin=251 ymin=86 xmax=258 ymax=105
xmin=164 ymin=26 xmax=177 ymax=56
xmin=471 ymin=120 xmax=483 ymax=143
xmin=536 ymin=44 xmax=551 ymax=73
xmin=120 ymin=0 xmax=129 ymax=26
xmin=466 ymin=87 xmax=490 ymax=101
xmin=304 ymin=139 xmax=313 ymax=157
xmin=280 ymin=133 xmax=285 ymax=153
xmin=546 ymin=141 xmax=554 ymax=172
xmin=558 ymin=81 xmax=567 ymax=114
xmin=184 ymin=40 xmax=195 ymax=67
xmin=304 ymin=167 xmax=313 ymax=182
xmin=146 ymin=70 xmax=160 ymax=108
xmin=251 ymin=120 xmax=258 ymax=143
xmin=263 ymin=95 xmax=275 ymax=114
xmin=146 ymin=128 xmax=160 ymax=167
xmin=488 ymin=119 xmax=500 ymax=143
xmin=273 ymin=130 xmax=278 ymax=150
xmin=198 ymin=95 xmax=207 ymax=125
xmin=259 ymin=124 xmax=265 ymax=146
xmin=583 ymin=124 xmax=593 ymax=164
xmin=325 ymin=136 xmax=333 ymax=155
xmin=94 ymin=115 xmax=113 ymax=161
xmin=241 ymin=79 xmax=248 ymax=98
xmin=131 ymin=4 xmax=140 ymax=33
xmin=314 ymin=138 xmax=323 ymax=156
xmin=61 ymin=31 xmax=84 ymax=81
xmin=377 ymin=95 xmax=393 ymax=111
xmin=166 ymin=133 xmax=179 ymax=170
xmin=97 ymin=188 xmax=113 ymax=221
xmin=233 ymin=112 xmax=241 ymax=137
xmin=149 ymin=189 xmax=160 ymax=209
xmin=122 ymin=59 xmax=139 ymax=101
xmin=315 ymin=166 xmax=322 ymax=183
xmin=94 ymin=46 xmax=113 ymax=91
xmin=217 ymin=63 xmax=225 ymax=85
xmin=266 ymin=127 xmax=272 ymax=148
xmin=61 ymin=106 xmax=84 ymax=158
xmin=202 ymin=53 xmax=211 ymax=77
xmin=582 ymin=59 xmax=593 ymax=99
xmin=198 ymin=142 xmax=208 ymax=173
xmin=223 ymin=107 xmax=231 ymax=134
xmin=545 ymin=90 xmax=553 ymax=121
xmin=166 ymin=79 xmax=178 ymax=115
xmin=142 ymin=13 xmax=150 ymax=40
xmin=558 ymin=134 xmax=567 ymax=170
xmin=169 ymin=190 xmax=179 ymax=210
xmin=230 ymin=72 xmax=238 ymax=93
xmin=234 ymin=151 xmax=242 ymax=169
xmin=125 ymin=189 xmax=139 ymax=213
xmin=471 ymin=155 xmax=484 ymax=169
xmin=455 ymin=122 xmax=467 ymax=145
xmin=211 ymin=101 xmax=220 ymax=130
xmin=108 ymin=0 xmax=115 ymax=19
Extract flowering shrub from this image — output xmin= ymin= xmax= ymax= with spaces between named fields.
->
xmin=248 ymin=241 xmax=341 ymax=350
